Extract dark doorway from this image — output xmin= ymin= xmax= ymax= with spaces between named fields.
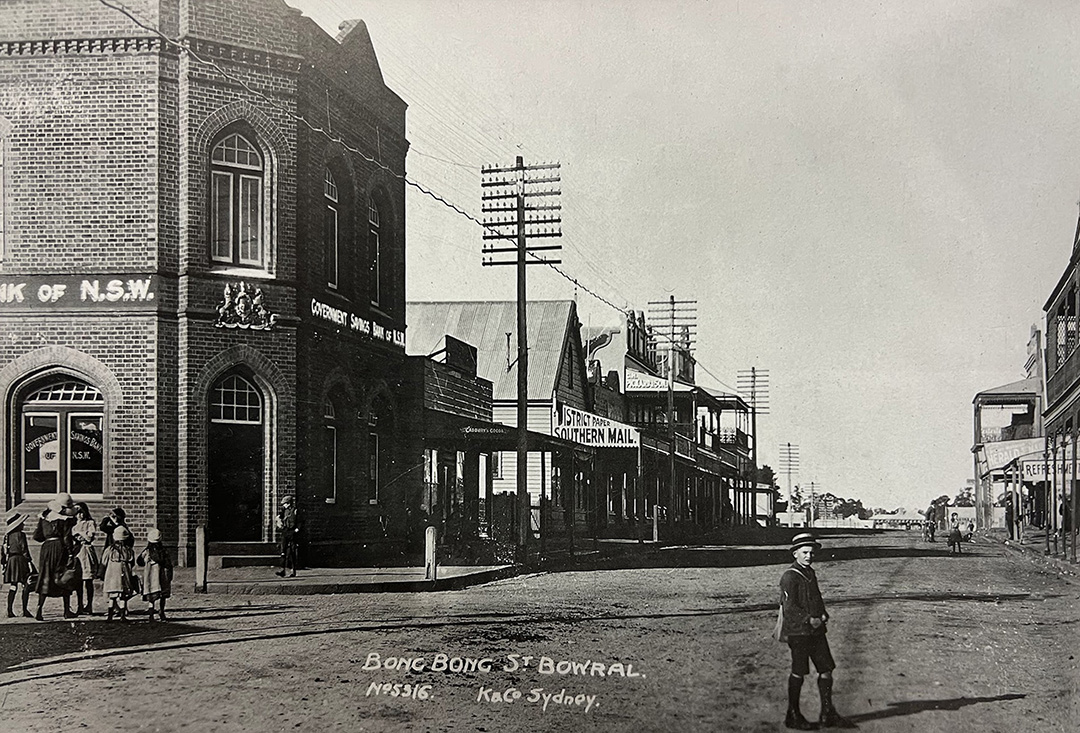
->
xmin=208 ymin=422 xmax=263 ymax=540
xmin=207 ymin=372 xmax=265 ymax=541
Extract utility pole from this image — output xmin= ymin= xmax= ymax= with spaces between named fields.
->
xmin=481 ymin=157 xmax=562 ymax=562
xmin=779 ymin=443 xmax=800 ymax=527
xmin=737 ymin=368 xmax=770 ymax=518
xmin=647 ymin=297 xmax=696 ymax=526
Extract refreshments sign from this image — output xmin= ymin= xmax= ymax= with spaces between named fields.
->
xmin=552 ymin=404 xmax=639 ymax=448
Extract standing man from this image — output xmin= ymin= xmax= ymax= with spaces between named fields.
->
xmin=275 ymin=496 xmax=300 ymax=578
xmin=778 ymin=533 xmax=856 ymax=729
xmin=1005 ymin=495 xmax=1015 ymax=541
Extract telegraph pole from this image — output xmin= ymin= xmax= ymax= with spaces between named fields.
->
xmin=647 ymin=297 xmax=696 ymax=525
xmin=779 ymin=443 xmax=800 ymax=527
xmin=737 ymin=368 xmax=770 ymax=508
xmin=481 ymin=157 xmax=562 ymax=562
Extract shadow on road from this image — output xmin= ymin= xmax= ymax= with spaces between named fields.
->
xmin=572 ymin=543 xmax=986 ymax=572
xmin=851 ymin=693 xmax=1027 ymax=723
xmin=0 ymin=602 xmax=297 ymax=674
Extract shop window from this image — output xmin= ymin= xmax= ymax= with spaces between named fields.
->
xmin=324 ymin=399 xmax=338 ymax=504
xmin=490 ymin=450 xmax=503 ymax=480
xmin=19 ymin=379 xmax=104 ymax=498
xmin=325 ymin=169 xmax=339 ymax=290
xmin=210 ymin=131 xmax=265 ymax=268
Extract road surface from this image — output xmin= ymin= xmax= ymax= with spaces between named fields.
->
xmin=1 ymin=533 xmax=1077 ymax=732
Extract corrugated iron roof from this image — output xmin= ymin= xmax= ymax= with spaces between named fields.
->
xmin=974 ymin=377 xmax=1042 ymax=400
xmin=406 ymin=300 xmax=577 ymax=401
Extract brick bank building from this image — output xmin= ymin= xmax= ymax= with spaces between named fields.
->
xmin=0 ymin=0 xmax=418 ymax=564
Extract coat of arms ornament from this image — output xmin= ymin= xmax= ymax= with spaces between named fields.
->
xmin=214 ymin=282 xmax=277 ymax=330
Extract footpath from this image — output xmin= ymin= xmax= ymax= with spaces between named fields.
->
xmin=984 ymin=524 xmax=1080 ymax=580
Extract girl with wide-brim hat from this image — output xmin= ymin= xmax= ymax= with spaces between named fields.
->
xmin=3 ymin=513 xmax=35 ymax=618
xmin=32 ymin=499 xmax=78 ymax=620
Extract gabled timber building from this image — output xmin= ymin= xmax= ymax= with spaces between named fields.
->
xmin=0 ymin=0 xmax=420 ymax=563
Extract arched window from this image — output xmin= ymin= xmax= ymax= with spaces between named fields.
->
xmin=368 ymin=197 xmax=382 ymax=307
xmin=19 ymin=377 xmax=105 ymax=497
xmin=324 ymin=398 xmax=338 ymax=503
xmin=210 ymin=373 xmax=262 ymax=423
xmin=324 ymin=169 xmax=339 ymax=289
xmin=210 ymin=132 xmax=264 ymax=267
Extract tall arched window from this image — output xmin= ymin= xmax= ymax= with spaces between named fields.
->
xmin=368 ymin=197 xmax=382 ymax=307
xmin=19 ymin=377 xmax=105 ymax=498
xmin=211 ymin=131 xmax=264 ymax=268
xmin=324 ymin=169 xmax=339 ymax=289
xmin=324 ymin=398 xmax=338 ymax=503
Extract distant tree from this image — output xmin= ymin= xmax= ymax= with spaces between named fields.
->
xmin=756 ymin=464 xmax=777 ymax=487
xmin=953 ymin=486 xmax=975 ymax=507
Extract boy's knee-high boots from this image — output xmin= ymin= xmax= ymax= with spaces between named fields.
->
xmin=6 ymin=589 xmax=14 ymax=618
xmin=785 ymin=675 xmax=813 ymax=730
xmin=818 ymin=676 xmax=857 ymax=728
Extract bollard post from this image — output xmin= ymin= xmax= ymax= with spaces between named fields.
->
xmin=195 ymin=525 xmax=207 ymax=593
xmin=652 ymin=505 xmax=660 ymax=543
xmin=424 ymin=526 xmax=437 ymax=581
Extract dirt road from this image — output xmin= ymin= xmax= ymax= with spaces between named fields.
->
xmin=1 ymin=533 xmax=1077 ymax=732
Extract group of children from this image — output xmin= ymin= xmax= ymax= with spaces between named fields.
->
xmin=1 ymin=495 xmax=172 ymax=622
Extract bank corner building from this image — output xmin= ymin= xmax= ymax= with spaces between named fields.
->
xmin=0 ymin=1 xmax=411 ymax=564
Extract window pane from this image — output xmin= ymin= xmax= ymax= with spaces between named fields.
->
xmin=370 ymin=230 xmax=380 ymax=305
xmin=212 ymin=172 xmax=233 ymax=261
xmin=325 ymin=206 xmax=338 ymax=288
xmin=23 ymin=413 xmax=59 ymax=494
xmin=324 ymin=169 xmax=338 ymax=201
xmin=369 ymin=432 xmax=379 ymax=503
xmin=238 ymin=175 xmax=261 ymax=264
xmin=211 ymin=374 xmax=262 ymax=424
xmin=326 ymin=425 xmax=337 ymax=500
xmin=69 ymin=415 xmax=104 ymax=494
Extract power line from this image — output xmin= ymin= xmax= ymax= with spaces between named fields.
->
xmin=96 ymin=0 xmax=632 ymax=319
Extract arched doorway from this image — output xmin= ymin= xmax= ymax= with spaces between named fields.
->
xmin=207 ymin=371 xmax=265 ymax=541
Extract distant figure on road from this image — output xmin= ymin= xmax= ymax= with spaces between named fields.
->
xmin=947 ymin=513 xmax=963 ymax=555
xmin=777 ymin=533 xmax=856 ymax=730
xmin=275 ymin=496 xmax=300 ymax=577
xmin=1005 ymin=498 xmax=1014 ymax=540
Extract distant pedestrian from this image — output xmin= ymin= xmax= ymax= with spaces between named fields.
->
xmin=776 ymin=533 xmax=856 ymax=729
xmin=102 ymin=526 xmax=137 ymax=622
xmin=2 ymin=513 xmax=35 ymax=618
xmin=71 ymin=502 xmax=99 ymax=615
xmin=947 ymin=513 xmax=963 ymax=554
xmin=136 ymin=528 xmax=172 ymax=622
xmin=33 ymin=499 xmax=77 ymax=620
xmin=1005 ymin=498 xmax=1014 ymax=540
xmin=274 ymin=496 xmax=300 ymax=577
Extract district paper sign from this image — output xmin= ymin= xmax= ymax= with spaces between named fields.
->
xmin=552 ymin=404 xmax=639 ymax=448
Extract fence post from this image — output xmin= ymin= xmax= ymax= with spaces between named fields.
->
xmin=425 ymin=526 xmax=437 ymax=581
xmin=195 ymin=525 xmax=207 ymax=593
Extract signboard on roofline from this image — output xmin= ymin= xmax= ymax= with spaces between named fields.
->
xmin=552 ymin=403 xmax=639 ymax=448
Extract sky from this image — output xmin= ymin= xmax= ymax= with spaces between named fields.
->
xmin=286 ymin=0 xmax=1080 ymax=511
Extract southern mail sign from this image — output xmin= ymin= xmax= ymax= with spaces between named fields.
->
xmin=552 ymin=404 xmax=639 ymax=448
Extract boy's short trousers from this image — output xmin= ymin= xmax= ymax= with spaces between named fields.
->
xmin=787 ymin=634 xmax=836 ymax=676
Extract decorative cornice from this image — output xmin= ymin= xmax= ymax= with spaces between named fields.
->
xmin=187 ymin=38 xmax=301 ymax=75
xmin=0 ymin=37 xmax=166 ymax=57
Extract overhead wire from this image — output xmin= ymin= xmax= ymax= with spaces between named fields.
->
xmin=97 ymin=0 xmax=633 ymax=320
xmin=98 ymin=0 xmax=743 ymax=397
